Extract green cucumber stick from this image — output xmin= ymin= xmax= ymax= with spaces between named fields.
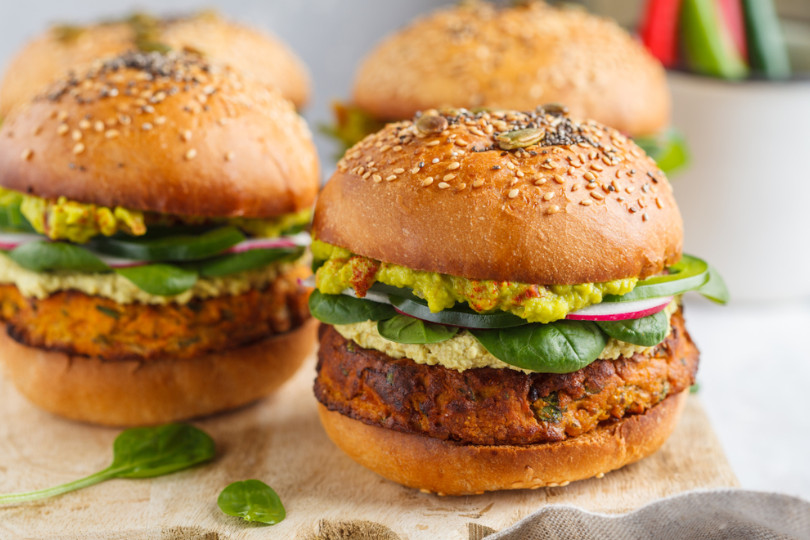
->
xmin=741 ymin=0 xmax=791 ymax=79
xmin=680 ymin=0 xmax=749 ymax=79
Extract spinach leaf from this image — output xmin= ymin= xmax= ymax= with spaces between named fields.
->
xmin=596 ymin=310 xmax=669 ymax=347
xmin=9 ymin=241 xmax=108 ymax=273
xmin=0 ymin=202 xmax=34 ymax=232
xmin=90 ymin=226 xmax=245 ymax=262
xmin=218 ymin=479 xmax=285 ymax=526
xmin=0 ymin=424 xmax=215 ymax=505
xmin=197 ymin=247 xmax=301 ymax=278
xmin=377 ymin=314 xmax=458 ymax=344
xmin=115 ymin=264 xmax=198 ymax=296
xmin=697 ymin=266 xmax=729 ymax=304
xmin=471 ymin=320 xmax=606 ymax=373
xmin=308 ymin=290 xmax=396 ymax=325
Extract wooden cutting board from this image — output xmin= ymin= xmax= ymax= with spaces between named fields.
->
xmin=0 ymin=352 xmax=738 ymax=540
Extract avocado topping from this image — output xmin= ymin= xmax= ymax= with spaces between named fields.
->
xmin=311 ymin=240 xmax=637 ymax=324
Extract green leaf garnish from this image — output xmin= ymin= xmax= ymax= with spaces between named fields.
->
xmin=89 ymin=226 xmax=245 ymax=262
xmin=197 ymin=247 xmax=301 ymax=278
xmin=308 ymin=290 xmax=396 ymax=325
xmin=9 ymin=241 xmax=108 ymax=273
xmin=596 ymin=310 xmax=669 ymax=347
xmin=697 ymin=266 xmax=729 ymax=304
xmin=470 ymin=320 xmax=606 ymax=373
xmin=634 ymin=129 xmax=690 ymax=174
xmin=115 ymin=264 xmax=198 ymax=296
xmin=377 ymin=314 xmax=459 ymax=344
xmin=217 ymin=479 xmax=285 ymax=526
xmin=0 ymin=424 xmax=215 ymax=505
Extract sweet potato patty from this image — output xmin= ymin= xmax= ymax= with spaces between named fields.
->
xmin=0 ymin=265 xmax=310 ymax=361
xmin=315 ymin=309 xmax=699 ymax=446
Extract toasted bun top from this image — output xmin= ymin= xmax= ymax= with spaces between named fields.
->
xmin=353 ymin=2 xmax=669 ymax=137
xmin=0 ymin=12 xmax=310 ymax=116
xmin=313 ymin=107 xmax=682 ymax=285
xmin=0 ymin=51 xmax=319 ymax=218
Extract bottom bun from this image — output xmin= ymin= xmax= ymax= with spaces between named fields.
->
xmin=0 ymin=318 xmax=319 ymax=426
xmin=317 ymin=390 xmax=687 ymax=495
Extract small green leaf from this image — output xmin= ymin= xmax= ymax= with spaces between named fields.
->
xmin=471 ymin=320 xmax=606 ymax=373
xmin=596 ymin=310 xmax=669 ymax=347
xmin=377 ymin=314 xmax=458 ymax=344
xmin=218 ymin=479 xmax=285 ymax=526
xmin=634 ymin=129 xmax=689 ymax=174
xmin=697 ymin=266 xmax=729 ymax=304
xmin=197 ymin=247 xmax=301 ymax=278
xmin=9 ymin=241 xmax=108 ymax=273
xmin=0 ymin=424 xmax=215 ymax=505
xmin=90 ymin=226 xmax=245 ymax=262
xmin=115 ymin=264 xmax=198 ymax=296
xmin=308 ymin=290 xmax=396 ymax=325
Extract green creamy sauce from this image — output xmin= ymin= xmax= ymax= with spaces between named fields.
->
xmin=0 ymin=187 xmax=311 ymax=243
xmin=312 ymin=240 xmax=637 ymax=324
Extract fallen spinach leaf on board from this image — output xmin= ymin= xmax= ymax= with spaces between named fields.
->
xmin=218 ymin=479 xmax=286 ymax=525
xmin=0 ymin=424 xmax=215 ymax=505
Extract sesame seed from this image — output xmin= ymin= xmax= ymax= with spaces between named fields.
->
xmin=181 ymin=130 xmax=192 ymax=142
xmin=73 ymin=143 xmax=85 ymax=155
xmin=642 ymin=213 xmax=649 ymax=221
xmin=590 ymin=163 xmax=604 ymax=172
xmin=447 ymin=162 xmax=461 ymax=170
xmin=457 ymin=183 xmax=467 ymax=190
xmin=572 ymin=184 xmax=580 ymax=192
xmin=455 ymin=139 xmax=468 ymax=147
xmin=225 ymin=151 xmax=235 ymax=161
xmin=78 ymin=119 xmax=91 ymax=130
xmin=508 ymin=188 xmax=519 ymax=199
xmin=443 ymin=173 xmax=456 ymax=181
xmin=543 ymin=192 xmax=555 ymax=201
xmin=656 ymin=197 xmax=663 ymax=209
xmin=431 ymin=158 xmax=440 ymax=164
xmin=94 ymin=121 xmax=105 ymax=132
xmin=57 ymin=111 xmax=68 ymax=121
xmin=410 ymin=167 xmax=420 ymax=174
xmin=154 ymin=116 xmax=167 ymax=125
xmin=392 ymin=168 xmax=405 ymax=174
xmin=472 ymin=179 xmax=485 ymax=187
xmin=547 ymin=205 xmax=561 ymax=214
xmin=385 ymin=174 xmax=397 ymax=182
xmin=553 ymin=175 xmax=565 ymax=184
xmin=626 ymin=186 xmax=635 ymax=194
xmin=580 ymin=199 xmax=592 ymax=206
xmin=57 ymin=124 xmax=69 ymax=136
xmin=629 ymin=207 xmax=638 ymax=213
xmin=71 ymin=130 xmax=82 ymax=141
xmin=583 ymin=171 xmax=596 ymax=181
xmin=422 ymin=177 xmax=434 ymax=186
xmin=585 ymin=183 xmax=597 ymax=190
xmin=427 ymin=140 xmax=440 ymax=147
xmin=185 ymin=148 xmax=197 ymax=160
xmin=21 ymin=149 xmax=33 ymax=161
xmin=591 ymin=192 xmax=604 ymax=200
xmin=535 ymin=177 xmax=547 ymax=185
xmin=438 ymin=182 xmax=450 ymax=189
xmin=105 ymin=129 xmax=120 ymax=139
xmin=372 ymin=174 xmax=382 ymax=183
xmin=142 ymin=123 xmax=153 ymax=131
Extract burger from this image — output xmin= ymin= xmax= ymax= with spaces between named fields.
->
xmin=0 ymin=10 xmax=310 ymax=118
xmin=328 ymin=1 xmax=686 ymax=172
xmin=310 ymin=107 xmax=726 ymax=495
xmin=0 ymin=50 xmax=319 ymax=426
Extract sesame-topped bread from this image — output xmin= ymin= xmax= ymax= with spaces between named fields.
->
xmin=353 ymin=1 xmax=669 ymax=137
xmin=0 ymin=51 xmax=319 ymax=218
xmin=314 ymin=107 xmax=682 ymax=285
xmin=0 ymin=11 xmax=311 ymax=116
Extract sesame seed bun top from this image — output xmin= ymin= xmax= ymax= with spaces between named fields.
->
xmin=0 ymin=51 xmax=319 ymax=219
xmin=352 ymin=1 xmax=669 ymax=137
xmin=0 ymin=11 xmax=311 ymax=117
xmin=313 ymin=107 xmax=682 ymax=285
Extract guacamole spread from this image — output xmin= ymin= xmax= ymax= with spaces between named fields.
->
xmin=312 ymin=240 xmax=637 ymax=324
xmin=0 ymin=187 xmax=311 ymax=243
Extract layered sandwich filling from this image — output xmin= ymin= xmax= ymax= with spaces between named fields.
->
xmin=0 ymin=186 xmax=313 ymax=360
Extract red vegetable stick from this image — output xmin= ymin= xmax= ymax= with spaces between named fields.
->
xmin=717 ymin=0 xmax=748 ymax=60
xmin=639 ymin=0 xmax=683 ymax=67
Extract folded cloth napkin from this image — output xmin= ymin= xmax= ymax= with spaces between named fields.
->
xmin=486 ymin=489 xmax=810 ymax=540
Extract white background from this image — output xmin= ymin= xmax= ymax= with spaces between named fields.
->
xmin=0 ymin=0 xmax=808 ymax=503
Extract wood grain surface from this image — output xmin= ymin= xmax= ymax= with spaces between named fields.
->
xmin=0 ymin=353 xmax=738 ymax=540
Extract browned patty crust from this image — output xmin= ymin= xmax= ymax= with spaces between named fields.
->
xmin=0 ymin=264 xmax=311 ymax=361
xmin=315 ymin=309 xmax=699 ymax=446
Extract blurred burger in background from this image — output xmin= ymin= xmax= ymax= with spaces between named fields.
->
xmin=327 ymin=0 xmax=687 ymax=172
xmin=310 ymin=106 xmax=725 ymax=494
xmin=0 ymin=50 xmax=319 ymax=426
xmin=0 ymin=10 xmax=310 ymax=118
